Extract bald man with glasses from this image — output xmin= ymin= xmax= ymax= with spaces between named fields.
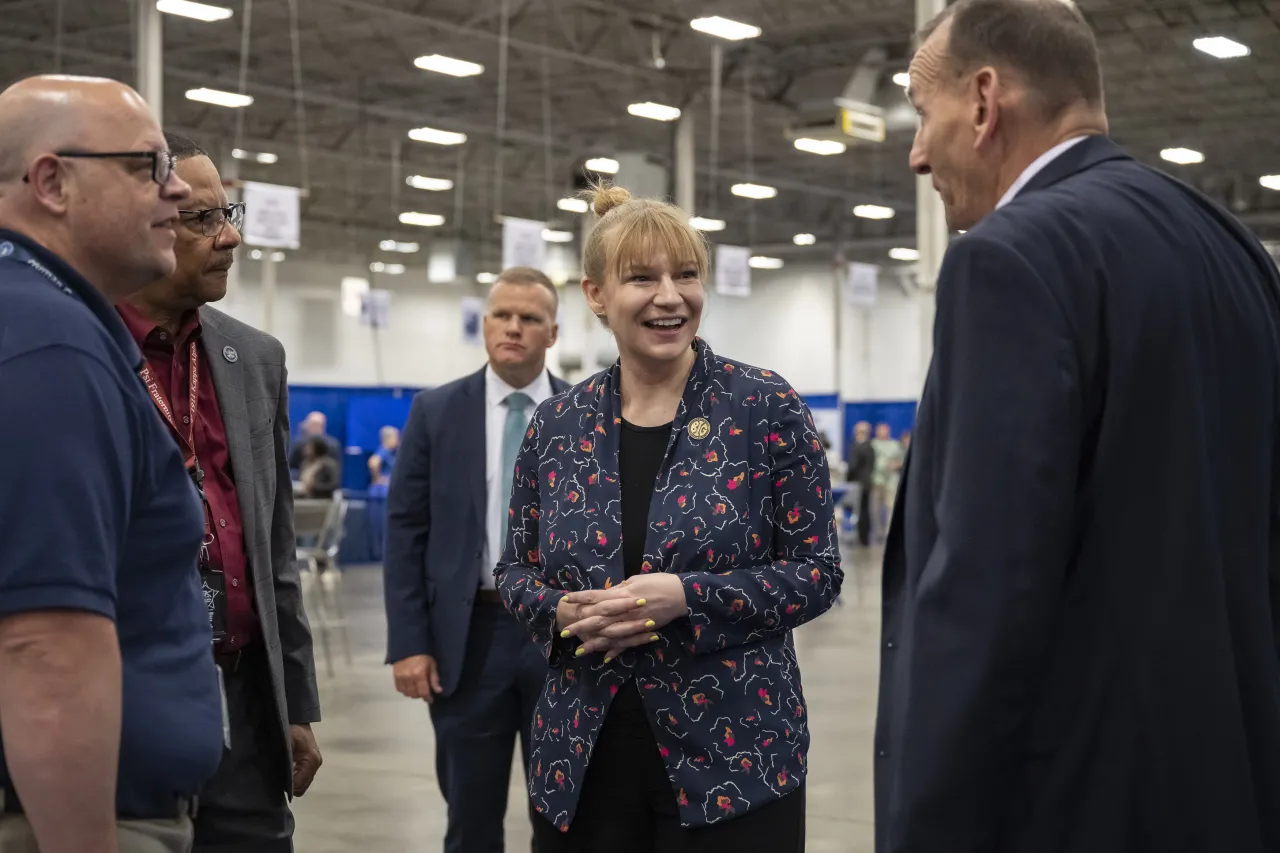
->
xmin=0 ymin=76 xmax=224 ymax=853
xmin=118 ymin=131 xmax=322 ymax=853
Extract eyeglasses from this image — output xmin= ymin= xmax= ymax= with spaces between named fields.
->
xmin=178 ymin=202 xmax=246 ymax=238
xmin=22 ymin=150 xmax=178 ymax=186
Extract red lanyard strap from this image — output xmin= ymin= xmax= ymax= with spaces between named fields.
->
xmin=139 ymin=340 xmax=200 ymax=472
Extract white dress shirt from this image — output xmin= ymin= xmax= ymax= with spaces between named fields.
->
xmin=996 ymin=135 xmax=1090 ymax=210
xmin=482 ymin=365 xmax=554 ymax=589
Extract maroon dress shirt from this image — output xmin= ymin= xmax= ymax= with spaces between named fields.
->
xmin=118 ymin=303 xmax=260 ymax=652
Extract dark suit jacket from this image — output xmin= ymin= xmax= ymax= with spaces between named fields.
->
xmin=846 ymin=440 xmax=875 ymax=486
xmin=383 ymin=365 xmax=569 ymax=696
xmin=875 ymin=136 xmax=1280 ymax=853
xmin=201 ymin=307 xmax=321 ymax=792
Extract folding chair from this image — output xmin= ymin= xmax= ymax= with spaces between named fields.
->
xmin=296 ymin=493 xmax=353 ymax=678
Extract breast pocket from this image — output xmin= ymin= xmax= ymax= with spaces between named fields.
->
xmin=247 ymin=396 xmax=276 ymax=446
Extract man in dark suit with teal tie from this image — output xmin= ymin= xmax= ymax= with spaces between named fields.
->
xmin=384 ymin=267 xmax=569 ymax=852
xmin=876 ymin=1 xmax=1280 ymax=851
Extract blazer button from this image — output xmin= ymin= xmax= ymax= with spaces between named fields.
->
xmin=885 ymin=640 xmax=896 ymax=650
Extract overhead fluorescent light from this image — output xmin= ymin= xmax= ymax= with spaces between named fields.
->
xmin=731 ymin=182 xmax=777 ymax=200
xmin=1161 ymin=147 xmax=1204 ymax=165
xmin=370 ymin=262 xmax=406 ymax=274
xmin=892 ymin=71 xmax=910 ymax=88
xmin=231 ymin=148 xmax=277 ymax=164
xmin=1261 ymin=175 xmax=1280 ymax=191
xmin=408 ymin=126 xmax=468 ymax=146
xmin=557 ymin=197 xmax=589 ymax=213
xmin=542 ymin=229 xmax=573 ymax=243
xmin=1193 ymin=36 xmax=1250 ymax=59
xmin=749 ymin=256 xmax=784 ymax=269
xmin=399 ymin=211 xmax=446 ymax=227
xmin=157 ymin=0 xmax=233 ymax=22
xmin=794 ymin=137 xmax=846 ymax=156
xmin=889 ymin=247 xmax=919 ymax=262
xmin=185 ymin=88 xmax=252 ymax=108
xmin=249 ymin=249 xmax=261 ymax=260
xmin=584 ymin=157 xmax=619 ymax=174
xmin=414 ymin=54 xmax=484 ymax=77
xmin=854 ymin=204 xmax=895 ymax=220
xmin=689 ymin=216 xmax=725 ymax=232
xmin=628 ymin=102 xmax=682 ymax=122
xmin=793 ymin=233 xmax=816 ymax=246
xmin=476 ymin=272 xmax=498 ymax=284
xmin=379 ymin=240 xmax=420 ymax=253
xmin=690 ymin=16 xmax=762 ymax=41
xmin=406 ymin=174 xmax=454 ymax=191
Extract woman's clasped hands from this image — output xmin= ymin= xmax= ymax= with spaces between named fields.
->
xmin=556 ymin=573 xmax=687 ymax=663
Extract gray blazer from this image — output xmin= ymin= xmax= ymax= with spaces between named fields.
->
xmin=202 ymin=306 xmax=321 ymax=791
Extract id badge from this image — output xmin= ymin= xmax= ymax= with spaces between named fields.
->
xmin=216 ymin=664 xmax=232 ymax=750
xmin=200 ymin=560 xmax=228 ymax=642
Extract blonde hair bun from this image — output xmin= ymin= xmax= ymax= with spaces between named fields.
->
xmin=586 ymin=183 xmax=632 ymax=217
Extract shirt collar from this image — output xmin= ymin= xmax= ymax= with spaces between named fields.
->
xmin=996 ymin=136 xmax=1090 ymax=210
xmin=486 ymin=364 xmax=553 ymax=408
xmin=0 ymin=228 xmax=142 ymax=368
xmin=116 ymin=302 xmax=203 ymax=350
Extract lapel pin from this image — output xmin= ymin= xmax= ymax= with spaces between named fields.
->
xmin=222 ymin=345 xmax=239 ymax=363
xmin=687 ymin=417 xmax=711 ymax=440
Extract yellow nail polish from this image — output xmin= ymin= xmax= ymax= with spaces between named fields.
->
xmin=575 ymin=647 xmax=585 ymax=657
xmin=603 ymin=656 xmax=613 ymax=664
xmin=560 ymin=629 xmax=571 ymax=639
xmin=644 ymin=620 xmax=656 ymax=629
xmin=649 ymin=634 xmax=660 ymax=642
xmin=636 ymin=598 xmax=647 ymax=606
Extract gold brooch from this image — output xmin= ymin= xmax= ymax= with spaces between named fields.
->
xmin=687 ymin=417 xmax=711 ymax=440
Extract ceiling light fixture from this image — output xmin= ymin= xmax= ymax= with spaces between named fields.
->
xmin=1193 ymin=36 xmax=1250 ymax=59
xmin=408 ymin=126 xmax=468 ymax=146
xmin=476 ymin=272 xmax=498 ymax=284
xmin=889 ymin=247 xmax=920 ymax=262
xmin=892 ymin=72 xmax=910 ymax=87
xmin=854 ymin=203 xmax=895 ymax=220
xmin=690 ymin=16 xmax=762 ymax=41
xmin=370 ymin=262 xmax=406 ymax=274
xmin=379 ymin=240 xmax=420 ymax=253
xmin=1260 ymin=175 xmax=1280 ymax=191
xmin=185 ymin=88 xmax=252 ymax=108
xmin=405 ymin=175 xmax=454 ymax=191
xmin=731 ymin=182 xmax=777 ymax=200
xmin=749 ymin=256 xmax=784 ymax=269
xmin=1161 ymin=147 xmax=1205 ymax=165
xmin=689 ymin=216 xmax=726 ymax=232
xmin=557 ymin=197 xmax=589 ymax=213
xmin=627 ymin=102 xmax=682 ymax=122
xmin=399 ymin=211 xmax=446 ymax=227
xmin=231 ymin=148 xmax=277 ymax=164
xmin=542 ymin=229 xmax=574 ymax=243
xmin=413 ymin=54 xmax=485 ymax=77
xmin=584 ymin=157 xmax=620 ymax=174
xmin=794 ymin=137 xmax=846 ymax=156
xmin=156 ymin=0 xmax=233 ymax=22
xmin=793 ymin=233 xmax=816 ymax=246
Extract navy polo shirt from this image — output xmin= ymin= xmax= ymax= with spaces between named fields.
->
xmin=0 ymin=230 xmax=223 ymax=817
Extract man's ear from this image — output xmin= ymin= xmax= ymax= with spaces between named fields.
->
xmin=26 ymin=154 xmax=72 ymax=216
xmin=971 ymin=66 xmax=1001 ymax=150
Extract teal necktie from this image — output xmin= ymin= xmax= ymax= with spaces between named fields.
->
xmin=501 ymin=391 xmax=533 ymax=546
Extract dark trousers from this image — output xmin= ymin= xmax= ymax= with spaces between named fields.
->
xmin=194 ymin=643 xmax=293 ymax=853
xmin=857 ymin=485 xmax=872 ymax=546
xmin=430 ymin=602 xmax=548 ymax=853
xmin=533 ymin=686 xmax=805 ymax=853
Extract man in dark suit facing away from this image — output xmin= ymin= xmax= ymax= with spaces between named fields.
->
xmin=384 ymin=267 xmax=569 ymax=852
xmin=876 ymin=2 xmax=1280 ymax=852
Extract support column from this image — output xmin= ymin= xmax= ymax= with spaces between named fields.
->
xmin=261 ymin=253 xmax=278 ymax=334
xmin=675 ymin=113 xmax=696 ymax=213
xmin=135 ymin=0 xmax=163 ymax=122
xmin=914 ymin=0 xmax=948 ymax=385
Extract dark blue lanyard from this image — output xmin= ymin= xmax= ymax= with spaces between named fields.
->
xmin=0 ymin=238 xmax=78 ymax=300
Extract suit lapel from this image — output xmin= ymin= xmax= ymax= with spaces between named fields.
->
xmin=458 ymin=369 xmax=488 ymax=534
xmin=201 ymin=311 xmax=262 ymax=583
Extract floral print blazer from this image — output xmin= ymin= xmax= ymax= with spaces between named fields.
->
xmin=495 ymin=339 xmax=842 ymax=831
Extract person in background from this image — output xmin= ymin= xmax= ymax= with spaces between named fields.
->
xmin=497 ymin=185 xmax=841 ymax=850
xmin=119 ymin=131 xmax=322 ymax=853
xmin=299 ymin=437 xmax=340 ymax=500
xmin=899 ymin=429 xmax=911 ymax=455
xmin=367 ymin=425 xmax=400 ymax=488
xmin=384 ymin=266 xmax=568 ymax=853
xmin=289 ymin=411 xmax=341 ymax=471
xmin=845 ymin=420 xmax=875 ymax=546
xmin=878 ymin=1 xmax=1280 ymax=850
xmin=870 ymin=423 xmax=903 ymax=543
xmin=0 ymin=75 xmax=222 ymax=853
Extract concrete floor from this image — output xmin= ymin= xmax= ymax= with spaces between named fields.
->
xmin=293 ymin=545 xmax=882 ymax=852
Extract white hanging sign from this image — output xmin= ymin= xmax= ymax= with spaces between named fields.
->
xmin=845 ymin=262 xmax=879 ymax=307
xmin=715 ymin=244 xmax=751 ymax=298
xmin=461 ymin=296 xmax=485 ymax=346
xmin=241 ymin=181 xmax=301 ymax=249
xmin=502 ymin=217 xmax=546 ymax=272
xmin=360 ymin=289 xmax=392 ymax=329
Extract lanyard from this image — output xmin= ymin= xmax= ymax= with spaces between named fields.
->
xmin=139 ymin=340 xmax=201 ymax=479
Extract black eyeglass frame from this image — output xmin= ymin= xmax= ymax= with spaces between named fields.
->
xmin=177 ymin=202 xmax=246 ymax=238
xmin=22 ymin=150 xmax=177 ymax=185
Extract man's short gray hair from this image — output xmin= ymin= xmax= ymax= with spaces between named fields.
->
xmin=490 ymin=266 xmax=559 ymax=316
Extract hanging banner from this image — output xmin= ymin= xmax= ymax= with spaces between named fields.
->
xmin=845 ymin=262 xmax=879 ymax=307
xmin=715 ymin=244 xmax=751 ymax=298
xmin=241 ymin=182 xmax=301 ymax=249
xmin=461 ymin=296 xmax=485 ymax=346
xmin=360 ymin=289 xmax=392 ymax=329
xmin=502 ymin=217 xmax=546 ymax=272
